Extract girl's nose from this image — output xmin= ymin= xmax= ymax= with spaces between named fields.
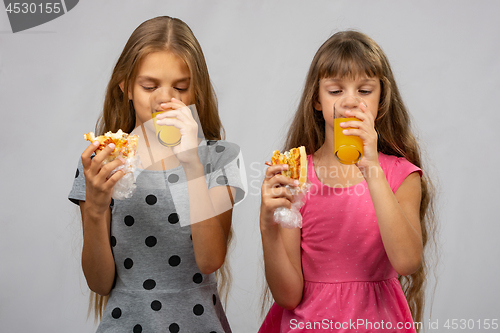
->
xmin=341 ymin=95 xmax=360 ymax=109
xmin=156 ymin=87 xmax=181 ymax=103
xmin=150 ymin=87 xmax=181 ymax=110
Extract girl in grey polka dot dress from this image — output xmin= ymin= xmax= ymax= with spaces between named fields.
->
xmin=69 ymin=16 xmax=245 ymax=333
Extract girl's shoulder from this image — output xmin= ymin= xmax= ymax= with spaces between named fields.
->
xmin=378 ymin=153 xmax=422 ymax=193
xmin=202 ymin=140 xmax=241 ymax=162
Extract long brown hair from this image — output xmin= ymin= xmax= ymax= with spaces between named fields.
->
xmin=89 ymin=16 xmax=232 ymax=321
xmin=279 ymin=30 xmax=437 ymax=328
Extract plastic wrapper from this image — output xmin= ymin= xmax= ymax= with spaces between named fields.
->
xmin=107 ymin=155 xmax=139 ymax=200
xmin=273 ymin=182 xmax=311 ymax=229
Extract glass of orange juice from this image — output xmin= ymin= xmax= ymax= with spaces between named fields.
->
xmin=150 ymin=87 xmax=182 ymax=147
xmin=334 ymin=96 xmax=365 ymax=164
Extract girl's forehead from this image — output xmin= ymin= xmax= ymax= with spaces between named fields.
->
xmin=135 ymin=50 xmax=190 ymax=79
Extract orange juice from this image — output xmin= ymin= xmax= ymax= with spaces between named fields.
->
xmin=152 ymin=111 xmax=181 ymax=147
xmin=334 ymin=117 xmax=363 ymax=164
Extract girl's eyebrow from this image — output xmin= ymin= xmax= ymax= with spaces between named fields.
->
xmin=174 ymin=77 xmax=190 ymax=84
xmin=136 ymin=75 xmax=159 ymax=82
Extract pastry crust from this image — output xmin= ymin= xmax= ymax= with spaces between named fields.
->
xmin=84 ymin=130 xmax=139 ymax=163
xmin=271 ymin=146 xmax=307 ymax=186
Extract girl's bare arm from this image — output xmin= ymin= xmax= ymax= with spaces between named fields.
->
xmin=260 ymin=164 xmax=304 ymax=310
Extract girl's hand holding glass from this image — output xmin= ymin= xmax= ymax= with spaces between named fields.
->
xmin=335 ymin=96 xmax=379 ymax=172
xmin=150 ymin=88 xmax=200 ymax=166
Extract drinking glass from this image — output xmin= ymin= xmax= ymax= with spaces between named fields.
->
xmin=333 ymin=96 xmax=365 ymax=164
xmin=150 ymin=88 xmax=182 ymax=147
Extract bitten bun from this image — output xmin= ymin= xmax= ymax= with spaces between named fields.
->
xmin=84 ymin=130 xmax=139 ymax=164
xmin=271 ymin=146 xmax=307 ymax=187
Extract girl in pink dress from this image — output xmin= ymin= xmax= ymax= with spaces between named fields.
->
xmin=259 ymin=31 xmax=436 ymax=333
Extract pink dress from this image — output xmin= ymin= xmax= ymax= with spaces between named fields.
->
xmin=259 ymin=153 xmax=421 ymax=333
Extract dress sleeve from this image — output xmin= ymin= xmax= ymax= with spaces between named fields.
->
xmin=205 ymin=140 xmax=247 ymax=205
xmin=386 ymin=156 xmax=422 ymax=193
xmin=68 ymin=158 xmax=86 ymax=205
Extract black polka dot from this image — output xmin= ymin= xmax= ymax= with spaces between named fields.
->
xmin=133 ymin=324 xmax=142 ymax=333
xmin=213 ymin=294 xmax=217 ymax=305
xmin=124 ymin=215 xmax=135 ymax=226
xmin=146 ymin=195 xmax=157 ymax=205
xmin=193 ymin=273 xmax=203 ymax=284
xmin=169 ymin=323 xmax=180 ymax=333
xmin=168 ymin=174 xmax=179 ymax=183
xmin=193 ymin=304 xmax=204 ymax=316
xmin=207 ymin=140 xmax=217 ymax=145
xmin=111 ymin=307 xmax=121 ymax=319
xmin=168 ymin=213 xmax=179 ymax=224
xmin=215 ymin=145 xmax=225 ymax=153
xmin=143 ymin=279 xmax=156 ymax=290
xmin=205 ymin=163 xmax=213 ymax=174
xmin=151 ymin=300 xmax=162 ymax=311
xmin=124 ymin=258 xmax=133 ymax=269
xmin=110 ymin=236 xmax=116 ymax=247
xmin=75 ymin=168 xmax=79 ymax=178
xmin=145 ymin=236 xmax=157 ymax=247
xmin=168 ymin=255 xmax=181 ymax=267
xmin=216 ymin=175 xmax=228 ymax=185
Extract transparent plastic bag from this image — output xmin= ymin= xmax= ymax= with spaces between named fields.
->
xmin=273 ymin=182 xmax=311 ymax=229
xmin=105 ymin=154 xmax=139 ymax=200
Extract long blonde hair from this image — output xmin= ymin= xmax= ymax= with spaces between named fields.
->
xmin=265 ymin=30 xmax=437 ymax=328
xmin=89 ymin=16 xmax=232 ymax=321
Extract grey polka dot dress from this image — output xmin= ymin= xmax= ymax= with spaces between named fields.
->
xmin=69 ymin=140 xmax=245 ymax=333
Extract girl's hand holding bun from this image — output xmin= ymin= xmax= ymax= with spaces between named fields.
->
xmin=81 ymin=142 xmax=125 ymax=215
xmin=260 ymin=164 xmax=299 ymax=230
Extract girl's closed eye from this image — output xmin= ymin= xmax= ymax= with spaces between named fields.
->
xmin=359 ymin=89 xmax=372 ymax=95
xmin=142 ymin=85 xmax=157 ymax=91
xmin=328 ymin=90 xmax=342 ymax=95
xmin=174 ymin=87 xmax=188 ymax=92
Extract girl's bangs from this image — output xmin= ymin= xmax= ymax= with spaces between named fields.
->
xmin=318 ymin=42 xmax=383 ymax=80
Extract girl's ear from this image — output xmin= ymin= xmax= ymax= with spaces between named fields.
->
xmin=119 ymin=81 xmax=133 ymax=100
xmin=314 ymin=100 xmax=322 ymax=111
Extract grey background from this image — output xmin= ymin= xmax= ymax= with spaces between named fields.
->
xmin=1 ymin=1 xmax=499 ymax=332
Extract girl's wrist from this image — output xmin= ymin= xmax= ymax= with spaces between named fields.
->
xmin=181 ymin=158 xmax=204 ymax=179
xmin=360 ymin=164 xmax=384 ymax=183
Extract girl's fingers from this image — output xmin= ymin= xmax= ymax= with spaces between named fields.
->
xmin=87 ymin=144 xmax=116 ymax=175
xmin=268 ymin=198 xmax=292 ymax=211
xmin=95 ymin=157 xmax=125 ymax=183
xmin=267 ymin=186 xmax=295 ymax=202
xmin=104 ymin=168 xmax=126 ymax=189
xmin=339 ymin=119 xmax=362 ymax=129
xmin=344 ymin=109 xmax=367 ymax=122
xmin=81 ymin=141 xmax=100 ymax=169
xmin=159 ymin=98 xmax=186 ymax=111
xmin=155 ymin=109 xmax=186 ymax=120
xmin=155 ymin=117 xmax=184 ymax=128
xmin=269 ymin=174 xmax=299 ymax=189
xmin=264 ymin=164 xmax=289 ymax=179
